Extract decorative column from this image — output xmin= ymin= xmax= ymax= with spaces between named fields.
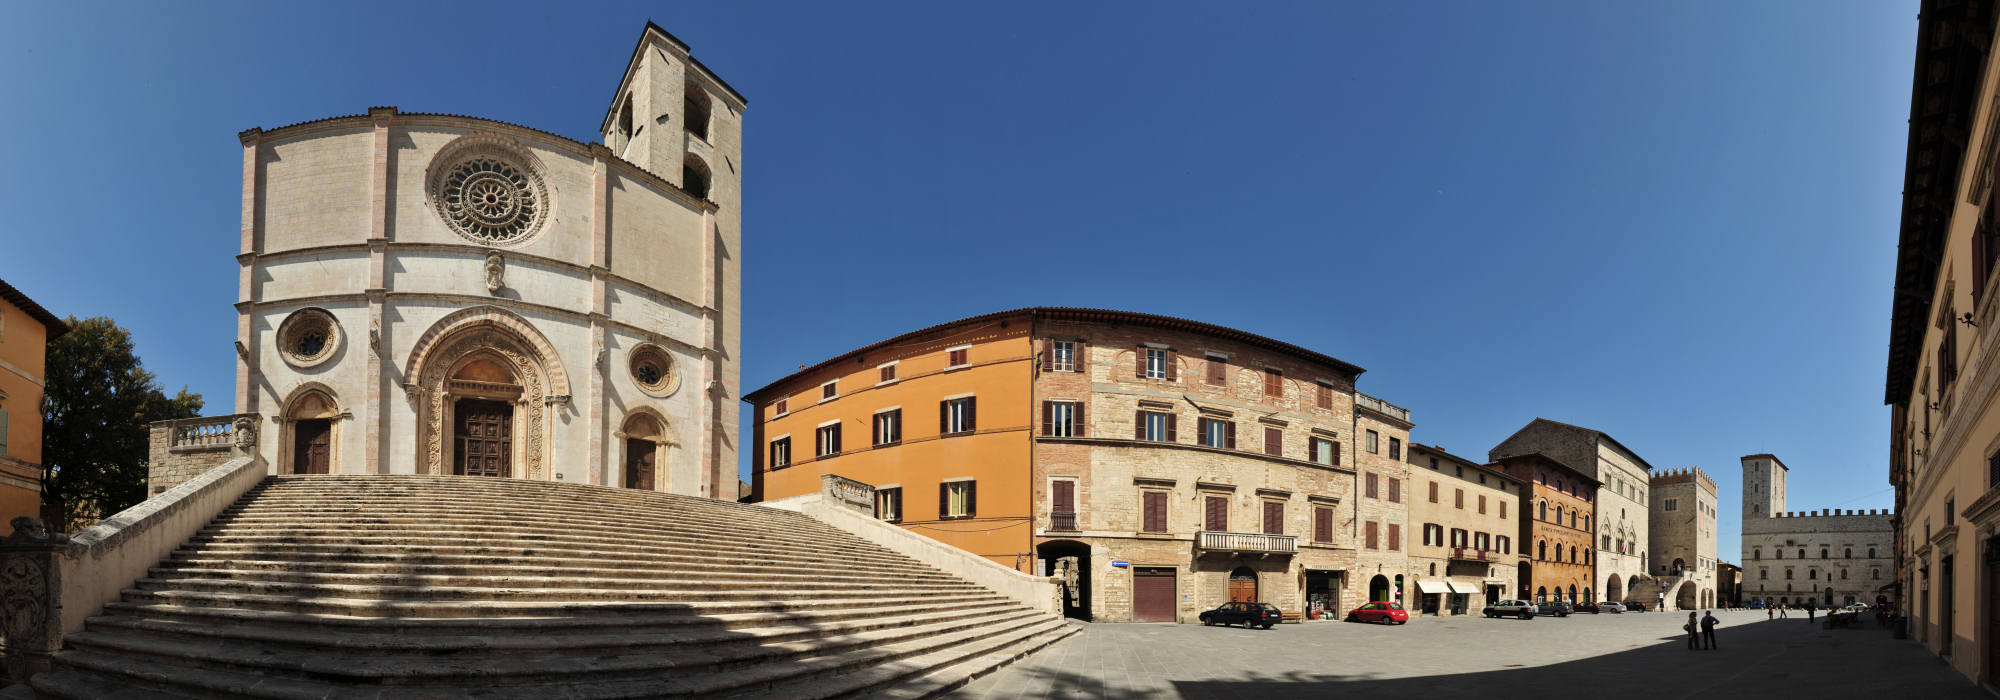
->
xmin=586 ymin=145 xmax=612 ymax=485
xmin=700 ymin=207 xmax=719 ymax=499
xmin=364 ymin=107 xmax=396 ymax=474
xmin=0 ymin=517 xmax=67 ymax=682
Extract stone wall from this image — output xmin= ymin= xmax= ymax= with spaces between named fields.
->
xmin=148 ymin=414 xmax=260 ymax=494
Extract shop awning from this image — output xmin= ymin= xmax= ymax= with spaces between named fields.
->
xmin=1415 ymin=579 xmax=1449 ymax=594
xmin=1447 ymin=580 xmax=1480 ymax=595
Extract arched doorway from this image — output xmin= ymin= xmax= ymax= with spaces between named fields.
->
xmin=1823 ymin=588 xmax=1834 ymax=605
xmin=1567 ymin=585 xmax=1577 ymax=602
xmin=1672 ymin=557 xmax=1687 ymax=574
xmin=618 ymin=411 xmax=669 ymax=491
xmin=1606 ymin=576 xmax=1623 ymax=603
xmin=1037 ymin=540 xmax=1092 ymax=620
xmin=1677 ymin=582 xmax=1697 ymax=610
xmin=1628 ymin=575 xmax=1641 ymax=600
xmin=1229 ymin=567 xmax=1259 ymax=603
xmin=1369 ymin=574 xmax=1391 ymax=603
xmin=404 ymin=307 xmax=571 ymax=481
xmin=1535 ymin=586 xmax=1547 ymax=602
xmin=277 ymin=384 xmax=342 ymax=475
xmin=1583 ymin=587 xmax=1592 ymax=603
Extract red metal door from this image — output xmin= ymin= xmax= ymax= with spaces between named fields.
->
xmin=1134 ymin=568 xmax=1176 ymax=622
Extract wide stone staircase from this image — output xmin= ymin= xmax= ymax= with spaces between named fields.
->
xmin=29 ymin=474 xmax=1074 ymax=699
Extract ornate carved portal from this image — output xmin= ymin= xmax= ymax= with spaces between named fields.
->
xmin=412 ymin=328 xmax=553 ymax=480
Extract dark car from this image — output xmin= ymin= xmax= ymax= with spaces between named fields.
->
xmin=1200 ymin=602 xmax=1282 ymax=629
xmin=1535 ymin=601 xmax=1572 ymax=617
xmin=1574 ymin=601 xmax=1601 ymax=614
xmin=1625 ymin=601 xmax=1649 ymax=612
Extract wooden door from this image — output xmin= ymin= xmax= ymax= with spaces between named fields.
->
xmin=1229 ymin=570 xmax=1258 ymax=603
xmin=625 ymin=438 xmax=655 ymax=490
xmin=1133 ymin=568 xmax=1176 ymax=622
xmin=454 ymin=399 xmax=512 ymax=477
xmin=292 ymin=419 xmax=330 ymax=475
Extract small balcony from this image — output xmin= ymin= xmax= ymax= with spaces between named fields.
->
xmin=1197 ymin=531 xmax=1297 ymax=556
xmin=1451 ymin=547 xmax=1493 ymax=563
xmin=1355 ymin=392 xmax=1410 ymax=423
xmin=1049 ymin=512 xmax=1079 ymax=532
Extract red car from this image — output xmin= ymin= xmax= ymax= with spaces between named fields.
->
xmin=1346 ymin=601 xmax=1409 ymax=624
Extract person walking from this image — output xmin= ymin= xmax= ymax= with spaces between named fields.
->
xmin=1685 ymin=611 xmax=1699 ymax=650
xmin=1701 ymin=610 xmax=1719 ymax=649
xmin=1778 ymin=602 xmax=1787 ymax=618
xmin=1766 ymin=601 xmax=1774 ymax=620
xmin=1806 ymin=601 xmax=1816 ymax=622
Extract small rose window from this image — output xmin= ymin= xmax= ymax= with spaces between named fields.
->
xmin=277 ymin=308 xmax=341 ymax=369
xmin=629 ymin=344 xmax=677 ymax=396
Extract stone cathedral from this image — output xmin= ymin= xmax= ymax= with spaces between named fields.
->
xmin=214 ymin=23 xmax=741 ymax=497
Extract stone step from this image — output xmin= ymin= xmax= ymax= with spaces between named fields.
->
xmin=859 ymin=622 xmax=1083 ymax=700
xmin=206 ymin=504 xmax=839 ymax=538
xmin=154 ymin=556 xmax=966 ymax=584
xmin=64 ymin=608 xmax=1045 ymax=684
xmin=84 ymin=604 xmax=1036 ymax=658
xmin=98 ymin=597 xmax=1025 ymax=636
xmin=141 ymin=567 xmax=985 ymax=595
xmin=130 ymin=575 xmax=988 ymax=604
xmin=118 ymin=587 xmax=1009 ymax=619
xmin=730 ymin=617 xmax=1075 ymax=699
xmin=179 ymin=531 xmax=924 ymax=569
xmin=160 ymin=545 xmax=948 ymax=578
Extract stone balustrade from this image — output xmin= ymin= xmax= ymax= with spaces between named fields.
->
xmin=821 ymin=473 xmax=876 ymax=515
xmin=1355 ymin=392 xmax=1410 ymax=423
xmin=1196 ymin=530 xmax=1299 ymax=555
xmin=149 ymin=413 xmax=262 ymax=495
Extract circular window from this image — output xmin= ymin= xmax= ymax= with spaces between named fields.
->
xmin=276 ymin=308 xmax=341 ymax=369
xmin=628 ymin=344 xmax=678 ymax=397
xmin=427 ymin=136 xmax=551 ymax=246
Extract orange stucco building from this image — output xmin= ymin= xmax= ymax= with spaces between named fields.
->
xmin=0 ymin=279 xmax=67 ymax=527
xmin=748 ymin=310 xmax=1039 ymax=570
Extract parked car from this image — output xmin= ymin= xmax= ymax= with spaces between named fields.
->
xmin=1483 ymin=599 xmax=1536 ymax=620
xmin=1346 ymin=601 xmax=1409 ymax=625
xmin=1535 ymin=601 xmax=1572 ymax=617
xmin=1747 ymin=600 xmax=1765 ymax=609
xmin=1625 ymin=601 xmax=1649 ymax=612
xmin=1199 ymin=602 xmax=1282 ymax=629
xmin=1573 ymin=601 xmax=1601 ymax=614
xmin=1842 ymin=603 xmax=1869 ymax=613
xmin=1598 ymin=601 xmax=1626 ymax=613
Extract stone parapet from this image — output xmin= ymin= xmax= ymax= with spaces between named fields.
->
xmin=148 ymin=413 xmax=260 ymax=494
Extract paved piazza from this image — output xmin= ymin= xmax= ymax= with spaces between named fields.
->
xmin=954 ymin=610 xmax=1987 ymax=698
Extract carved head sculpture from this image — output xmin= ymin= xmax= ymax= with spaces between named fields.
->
xmin=485 ymin=253 xmax=505 ymax=295
xmin=7 ymin=517 xmax=46 ymax=541
xmin=233 ymin=416 xmax=257 ymax=448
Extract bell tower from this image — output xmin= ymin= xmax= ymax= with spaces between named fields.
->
xmin=1740 ymin=454 xmax=1787 ymax=521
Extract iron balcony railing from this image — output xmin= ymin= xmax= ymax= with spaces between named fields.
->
xmin=1451 ymin=547 xmax=1492 ymax=562
xmin=1197 ymin=531 xmax=1298 ymax=554
xmin=1049 ymin=512 xmax=1079 ymax=531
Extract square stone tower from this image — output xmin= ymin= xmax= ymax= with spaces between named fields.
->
xmin=1741 ymin=454 xmax=1787 ymax=521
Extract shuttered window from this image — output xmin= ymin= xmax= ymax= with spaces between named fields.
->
xmin=875 ymin=488 xmax=902 ymax=522
xmin=1046 ymin=340 xmax=1077 ymax=372
xmin=1313 ymin=507 xmax=1333 ymax=543
xmin=1428 ymin=481 xmax=1439 ymax=503
xmin=1140 ymin=347 xmax=1176 ymax=380
xmin=1365 ymin=473 xmax=1378 ymax=499
xmin=1364 ymin=521 xmax=1378 ymax=549
xmin=768 ymin=437 xmax=790 ymax=468
xmin=1207 ymin=355 xmax=1228 ymax=385
xmin=1263 ymin=501 xmax=1283 ymax=535
xmin=1264 ymin=368 xmax=1282 ymax=397
xmin=1478 ymin=494 xmax=1487 ymax=514
xmin=1042 ymin=401 xmax=1080 ymax=437
xmin=1316 ymin=383 xmax=1332 ymax=409
xmin=1455 ymin=489 xmax=1464 ymax=509
xmin=1500 ymin=501 xmax=1508 ymax=519
xmin=879 ymin=364 xmax=896 ymax=383
xmin=874 ymin=410 xmax=901 ymax=446
xmin=1310 ymin=437 xmax=1337 ymax=466
xmin=1388 ymin=478 xmax=1401 ymax=503
xmin=1136 ymin=410 xmax=1176 ymax=442
xmin=1053 ymin=480 xmax=1075 ymax=515
xmin=1198 ymin=417 xmax=1235 ymax=449
xmin=1143 ymin=491 xmax=1168 ymax=533
xmin=1387 ymin=523 xmax=1401 ymax=551
xmin=1205 ymin=496 xmax=1228 ymax=531
xmin=940 ymin=481 xmax=976 ymax=519
xmin=941 ymin=397 xmax=977 ymax=435
xmin=1263 ymin=427 xmax=1282 ymax=457
xmin=948 ymin=347 xmax=969 ymax=367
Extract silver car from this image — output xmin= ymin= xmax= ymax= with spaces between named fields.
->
xmin=1598 ymin=601 xmax=1625 ymax=613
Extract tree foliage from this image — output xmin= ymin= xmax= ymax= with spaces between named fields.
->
xmin=40 ymin=316 xmax=202 ymax=531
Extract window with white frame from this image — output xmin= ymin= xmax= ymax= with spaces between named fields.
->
xmin=944 ymin=397 xmax=976 ymax=434
xmin=769 ymin=437 xmax=790 ymax=468
xmin=1199 ymin=417 xmax=1232 ymax=449
xmin=1144 ymin=348 xmax=1167 ymax=379
xmin=875 ymin=487 xmax=902 ymax=522
xmin=1311 ymin=436 xmax=1337 ymax=466
xmin=942 ymin=481 xmax=975 ymax=519
xmin=816 ymin=423 xmax=841 ymax=457
xmin=1141 ymin=410 xmax=1172 ymax=442
xmin=1365 ymin=430 xmax=1379 ymax=453
xmin=1048 ymin=401 xmax=1077 ymax=437
xmin=1052 ymin=340 xmax=1076 ymax=372
xmin=874 ymin=409 xmax=901 ymax=446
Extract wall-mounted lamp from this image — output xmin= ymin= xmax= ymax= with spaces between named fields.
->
xmin=1962 ymin=312 xmax=1979 ymax=328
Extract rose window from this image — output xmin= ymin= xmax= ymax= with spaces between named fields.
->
xmin=439 ymin=157 xmax=543 ymax=243
xmin=277 ymin=308 xmax=340 ymax=369
xmin=629 ymin=345 xmax=677 ymax=397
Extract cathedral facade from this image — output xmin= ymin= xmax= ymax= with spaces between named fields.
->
xmin=226 ymin=24 xmax=741 ymax=498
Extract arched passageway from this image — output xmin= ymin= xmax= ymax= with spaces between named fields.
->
xmin=1037 ymin=540 xmax=1092 ymax=620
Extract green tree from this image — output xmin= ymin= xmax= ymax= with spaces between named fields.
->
xmin=40 ymin=317 xmax=202 ymax=531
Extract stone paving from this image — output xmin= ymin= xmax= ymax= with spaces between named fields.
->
xmin=954 ymin=609 xmax=1989 ymax=699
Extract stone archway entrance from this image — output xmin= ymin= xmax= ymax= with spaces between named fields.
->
xmin=1038 ymin=540 xmax=1092 ymax=621
xmin=619 ymin=412 xmax=670 ymax=491
xmin=404 ymin=307 xmax=570 ymax=481
xmin=1229 ymin=567 xmax=1258 ymax=603
xmin=277 ymin=385 xmax=345 ymax=475
xmin=1370 ymin=575 xmax=1391 ymax=603
xmin=1607 ymin=576 xmax=1623 ymax=603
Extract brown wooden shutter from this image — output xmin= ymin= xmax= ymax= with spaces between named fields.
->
xmin=1135 ymin=411 xmax=1146 ymax=440
xmin=1053 ymin=480 xmax=1074 ymax=513
xmin=938 ymin=483 xmax=948 ymax=519
xmin=1209 ymin=356 xmax=1226 ymax=385
xmin=1075 ymin=402 xmax=1086 ymax=437
xmin=1144 ymin=491 xmax=1166 ymax=532
xmin=1365 ymin=473 xmax=1378 ymax=498
xmin=1165 ymin=414 xmax=1178 ymax=442
xmin=1314 ymin=507 xmax=1332 ymax=543
xmin=965 ymin=397 xmax=977 ymax=431
xmin=1041 ymin=401 xmax=1053 ymax=436
xmin=1332 ymin=441 xmax=1341 ymax=466
xmin=1479 ymin=495 xmax=1487 ymax=514
xmin=1500 ymin=501 xmax=1508 ymax=519
xmin=1263 ymin=501 xmax=1283 ymax=534
xmin=1388 ymin=523 xmax=1401 ymax=551
xmin=1317 ymin=384 xmax=1331 ymax=409
xmin=1429 ymin=481 xmax=1439 ymax=503
xmin=1136 ymin=346 xmax=1146 ymax=379
xmin=1365 ymin=521 xmax=1378 ymax=549
xmin=1206 ymin=496 xmax=1227 ymax=531
xmin=1265 ymin=427 xmax=1281 ymax=456
xmin=1042 ymin=339 xmax=1054 ymax=372
xmin=1165 ymin=351 xmax=1178 ymax=381
xmin=1225 ymin=422 xmax=1236 ymax=450
xmin=966 ymin=481 xmax=977 ymax=519
xmin=1073 ymin=339 xmax=1088 ymax=372
xmin=1455 ymin=489 xmax=1464 ymax=509
xmin=1388 ymin=478 xmax=1399 ymax=503
xmin=940 ymin=400 xmax=949 ymax=435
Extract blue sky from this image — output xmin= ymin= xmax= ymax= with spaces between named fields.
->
xmin=0 ymin=1 xmax=1918 ymax=563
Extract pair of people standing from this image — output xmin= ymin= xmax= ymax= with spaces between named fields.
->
xmin=1686 ymin=611 xmax=1719 ymax=649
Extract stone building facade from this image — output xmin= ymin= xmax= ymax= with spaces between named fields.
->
xmin=1884 ymin=0 xmax=2000 ymax=685
xmin=1406 ymin=443 xmax=1524 ymax=617
xmin=1493 ymin=453 xmax=1598 ymax=603
xmin=1350 ymin=393 xmax=1414 ymax=608
xmin=0 ymin=279 xmax=66 ymax=526
xmin=749 ymin=308 xmax=1402 ymax=623
xmin=1490 ymin=418 xmax=1656 ymax=606
xmin=1742 ymin=454 xmax=1894 ymax=608
xmin=154 ymin=23 xmax=742 ymax=500
xmin=1649 ymin=467 xmax=1718 ymax=609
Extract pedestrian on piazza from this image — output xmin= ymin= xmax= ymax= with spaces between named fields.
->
xmin=1701 ymin=610 xmax=1719 ymax=649
xmin=1685 ymin=611 xmax=1699 ymax=650
xmin=1806 ymin=601 xmax=1816 ymax=622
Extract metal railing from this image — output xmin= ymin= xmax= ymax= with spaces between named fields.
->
xmin=1049 ymin=512 xmax=1078 ymax=531
xmin=1197 ymin=530 xmax=1298 ymax=554
xmin=1451 ymin=547 xmax=1492 ymax=562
